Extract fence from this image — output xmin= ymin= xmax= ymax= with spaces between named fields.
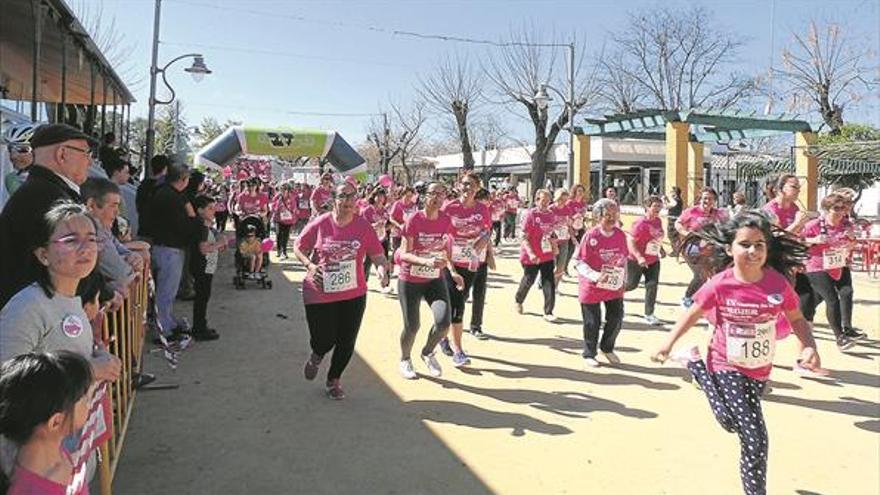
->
xmin=96 ymin=273 xmax=149 ymax=495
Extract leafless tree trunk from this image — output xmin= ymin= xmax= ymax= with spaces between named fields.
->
xmin=419 ymin=53 xmax=483 ymax=170
xmin=775 ymin=20 xmax=878 ymax=134
xmin=366 ymin=102 xmax=426 ymax=184
xmin=485 ymin=26 xmax=598 ymax=191
xmin=72 ymin=0 xmax=145 ymax=92
xmin=609 ymin=6 xmax=756 ymax=111
xmin=597 ymin=51 xmax=645 ymax=113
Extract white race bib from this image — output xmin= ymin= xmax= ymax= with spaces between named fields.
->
xmin=451 ymin=239 xmax=486 ymax=264
xmin=298 ymin=199 xmax=309 ymax=209
xmin=725 ymin=321 xmax=775 ymax=369
xmin=279 ymin=210 xmax=293 ymax=221
xmin=374 ymin=225 xmax=386 ymax=240
xmin=645 ymin=240 xmax=661 ymax=257
xmin=572 ymin=215 xmax=584 ymax=230
xmin=822 ymin=247 xmax=847 ymax=270
xmin=555 ymin=226 xmax=570 ymax=241
xmin=323 ymin=260 xmax=357 ymax=293
xmin=410 ymin=252 xmax=441 ymax=279
xmin=596 ymin=265 xmax=625 ymax=290
xmin=540 ymin=236 xmax=552 ymax=253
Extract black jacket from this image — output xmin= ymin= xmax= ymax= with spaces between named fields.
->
xmin=136 ymin=176 xmax=164 ymax=239
xmin=0 ymin=165 xmax=82 ymax=308
xmin=149 ymin=183 xmax=199 ymax=249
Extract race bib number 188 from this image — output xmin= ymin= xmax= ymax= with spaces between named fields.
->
xmin=725 ymin=321 xmax=775 ymax=369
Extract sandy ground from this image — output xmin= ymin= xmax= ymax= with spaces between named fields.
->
xmin=113 ymin=241 xmax=880 ymax=495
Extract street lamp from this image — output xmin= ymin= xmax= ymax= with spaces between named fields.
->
xmin=144 ymin=0 xmax=212 ymax=165
xmin=534 ymin=74 xmax=578 ymax=188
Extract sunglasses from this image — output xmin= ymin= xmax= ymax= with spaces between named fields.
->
xmin=335 ymin=191 xmax=357 ymax=200
xmin=9 ymin=145 xmax=31 ymax=154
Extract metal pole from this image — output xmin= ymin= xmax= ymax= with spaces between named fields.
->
xmin=382 ymin=111 xmax=389 ymax=174
xmin=145 ymin=0 xmax=163 ymax=161
xmin=173 ymin=99 xmax=180 ymax=156
xmin=112 ymin=89 xmax=117 ymax=138
xmin=567 ymin=42 xmax=575 ymax=188
xmin=88 ymin=63 xmax=96 ymax=134
xmin=100 ymin=76 xmax=107 ymax=136
xmin=60 ymin=32 xmax=67 ymax=123
xmin=31 ymin=0 xmax=44 ymax=121
xmin=125 ymin=103 xmax=131 ymax=151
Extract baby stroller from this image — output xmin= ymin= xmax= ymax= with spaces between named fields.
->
xmin=233 ymin=214 xmax=273 ymax=289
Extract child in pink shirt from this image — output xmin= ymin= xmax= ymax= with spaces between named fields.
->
xmin=514 ymin=190 xmax=558 ymax=320
xmin=653 ymin=211 xmax=824 ymax=495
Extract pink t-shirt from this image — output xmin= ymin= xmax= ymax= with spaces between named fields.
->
xmin=8 ymin=463 xmax=88 ymax=495
xmin=273 ymin=194 xmax=297 ymax=225
xmin=762 ymin=199 xmax=799 ymax=229
xmin=629 ymin=216 xmax=665 ymax=264
xmin=802 ymin=218 xmax=853 ymax=279
xmin=310 ymin=187 xmax=333 ymax=215
xmin=694 ymin=268 xmax=798 ymax=381
xmin=490 ymin=199 xmax=505 ymax=222
xmin=295 ymin=213 xmax=384 ymax=304
xmin=504 ymin=193 xmax=521 ymax=213
xmin=576 ymin=226 xmax=628 ymax=304
xmin=519 ymin=208 xmax=557 ymax=265
xmin=442 ymin=199 xmax=492 ymax=268
xmin=677 ymin=205 xmax=729 ymax=233
xmin=237 ymin=192 xmax=262 ymax=215
xmin=390 ymin=199 xmax=418 ymax=237
xmin=399 ymin=211 xmax=453 ymax=283
xmin=566 ymin=199 xmax=589 ymax=230
xmin=295 ymin=190 xmax=311 ymax=219
xmin=360 ymin=203 xmax=389 ymax=241
xmin=550 ymin=203 xmax=573 ymax=242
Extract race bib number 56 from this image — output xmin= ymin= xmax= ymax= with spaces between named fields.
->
xmin=323 ymin=260 xmax=357 ymax=293
xmin=726 ymin=322 xmax=775 ymax=369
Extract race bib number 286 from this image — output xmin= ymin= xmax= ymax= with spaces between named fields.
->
xmin=323 ymin=260 xmax=357 ymax=293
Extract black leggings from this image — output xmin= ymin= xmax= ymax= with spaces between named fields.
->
xmin=192 ymin=272 xmax=213 ymax=332
xmin=492 ymin=221 xmax=502 ymax=246
xmin=564 ymin=229 xmax=585 ymax=271
xmin=794 ymin=272 xmax=817 ymax=322
xmin=276 ymin=223 xmax=292 ymax=255
xmin=445 ymin=264 xmax=488 ymax=328
xmin=685 ymin=257 xmax=706 ymax=299
xmin=397 ymin=278 xmax=451 ymax=360
xmin=625 ymin=259 xmax=660 ymax=316
xmin=363 ymin=238 xmax=389 ymax=282
xmin=215 ymin=211 xmax=228 ymax=232
xmin=580 ymin=298 xmax=624 ymax=358
xmin=304 ymin=296 xmax=367 ymax=380
xmin=515 ymin=260 xmax=555 ymax=315
xmin=805 ymin=268 xmax=854 ymax=337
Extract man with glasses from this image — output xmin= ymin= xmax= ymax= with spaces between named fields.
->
xmin=0 ymin=123 xmax=97 ymax=308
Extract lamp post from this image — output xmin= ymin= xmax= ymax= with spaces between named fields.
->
xmin=532 ymin=42 xmax=576 ymax=187
xmin=145 ymin=0 xmax=212 ymax=164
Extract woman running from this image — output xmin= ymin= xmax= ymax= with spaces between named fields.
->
xmin=575 ymin=199 xmax=628 ymax=367
xmin=565 ymin=184 xmax=590 ymax=271
xmin=550 ymin=188 xmax=573 ymax=287
xmin=675 ymin=187 xmax=729 ymax=307
xmin=439 ymin=173 xmax=493 ymax=363
xmin=389 ymin=186 xmax=419 ymax=254
xmin=514 ymin=189 xmax=558 ymax=321
xmin=625 ymin=195 xmax=666 ymax=326
xmin=360 ymin=186 xmax=390 ymax=282
xmin=272 ymin=183 xmax=297 ymax=259
xmin=801 ymin=192 xmax=863 ymax=350
xmin=397 ymin=182 xmax=463 ymax=378
xmin=293 ymin=182 xmax=389 ymax=400
xmin=652 ymin=211 xmax=823 ymax=495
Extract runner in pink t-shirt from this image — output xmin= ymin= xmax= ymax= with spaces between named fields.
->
xmin=388 ymin=188 xmax=419 ymax=253
xmin=490 ymin=192 xmax=505 ymax=247
xmin=675 ymin=188 xmax=730 ymax=306
xmin=293 ymin=182 xmax=389 ymax=400
xmin=502 ymin=190 xmax=521 ymax=240
xmin=440 ymin=173 xmax=494 ymax=358
xmin=360 ymin=187 xmax=391 ymax=283
xmin=800 ymin=191 xmax=864 ymax=347
xmin=549 ymin=189 xmax=573 ymax=285
xmin=652 ymin=210 xmax=824 ymax=495
xmin=624 ymin=195 xmax=666 ymax=325
xmin=574 ymin=199 xmax=628 ymax=366
xmin=514 ymin=189 xmax=558 ymax=320
xmin=272 ymin=186 xmax=297 ymax=258
xmin=310 ymin=172 xmax=335 ymax=217
xmin=396 ymin=182 xmax=463 ymax=379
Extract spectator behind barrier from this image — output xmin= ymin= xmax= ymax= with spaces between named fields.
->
xmin=136 ymin=154 xmax=170 ymax=240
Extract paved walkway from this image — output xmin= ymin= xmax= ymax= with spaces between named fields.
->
xmin=114 ymin=242 xmax=880 ymax=495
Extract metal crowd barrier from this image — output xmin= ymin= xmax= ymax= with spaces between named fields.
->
xmin=96 ymin=273 xmax=149 ymax=495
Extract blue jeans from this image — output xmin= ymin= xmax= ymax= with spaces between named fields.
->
xmin=152 ymin=245 xmax=185 ymax=335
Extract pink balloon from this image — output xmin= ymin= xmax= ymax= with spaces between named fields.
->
xmin=261 ymin=238 xmax=275 ymax=253
xmin=378 ymin=174 xmax=393 ymax=188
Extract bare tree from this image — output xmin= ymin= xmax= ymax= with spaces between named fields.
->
xmin=596 ymin=51 xmax=645 ymax=113
xmin=72 ymin=0 xmax=145 ymax=92
xmin=365 ymin=101 xmax=427 ymax=184
xmin=418 ymin=53 xmax=483 ymax=170
xmin=775 ymin=20 xmax=878 ymax=134
xmin=485 ymin=26 xmax=598 ymax=190
xmin=610 ymin=6 xmax=756 ymax=111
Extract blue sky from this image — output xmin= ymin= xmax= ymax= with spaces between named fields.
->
xmin=94 ymin=0 xmax=879 ymax=145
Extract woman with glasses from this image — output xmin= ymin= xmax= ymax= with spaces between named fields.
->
xmin=625 ymin=195 xmax=666 ymax=326
xmin=310 ymin=172 xmax=335 ymax=217
xmin=396 ymin=182 xmax=463 ymax=379
xmin=293 ymin=183 xmax=389 ymax=400
xmin=514 ymin=189 xmax=558 ymax=321
xmin=801 ymin=192 xmax=864 ymax=351
xmin=439 ymin=173 xmax=492 ymax=363
xmin=0 ymin=200 xmax=122 ymax=382
xmin=360 ymin=186 xmax=391 ymax=281
xmin=675 ymin=187 xmax=729 ymax=307
xmin=565 ymin=184 xmax=590 ymax=272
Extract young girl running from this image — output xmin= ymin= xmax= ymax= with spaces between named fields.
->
xmin=514 ymin=189 xmax=558 ymax=321
xmin=0 ymin=351 xmax=94 ymax=495
xmin=652 ymin=211 xmax=823 ymax=495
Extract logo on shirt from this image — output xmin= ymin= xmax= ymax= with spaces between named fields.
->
xmin=61 ymin=315 xmax=84 ymax=338
xmin=589 ymin=238 xmax=598 ymax=247
xmin=766 ymin=294 xmax=784 ymax=305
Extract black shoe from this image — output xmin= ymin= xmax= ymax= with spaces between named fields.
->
xmin=132 ymin=373 xmax=157 ymax=389
xmin=843 ymin=327 xmax=866 ymax=340
xmin=191 ymin=329 xmax=220 ymax=341
xmin=837 ymin=334 xmax=855 ymax=351
xmin=470 ymin=328 xmax=489 ymax=340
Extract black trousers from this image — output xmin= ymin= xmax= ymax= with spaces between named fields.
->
xmin=805 ymin=268 xmax=854 ymax=336
xmin=503 ymin=212 xmax=517 ymax=239
xmin=192 ymin=272 xmax=213 ymax=332
xmin=363 ymin=238 xmax=389 ymax=282
xmin=515 ymin=260 xmax=555 ymax=315
xmin=492 ymin=221 xmax=502 ymax=246
xmin=580 ymin=298 xmax=624 ymax=358
xmin=215 ymin=211 xmax=228 ymax=232
xmin=794 ymin=272 xmax=817 ymax=322
xmin=445 ymin=263 xmax=488 ymax=328
xmin=667 ymin=216 xmax=680 ymax=255
xmin=304 ymin=295 xmax=367 ymax=380
xmin=276 ymin=223 xmax=292 ymax=255
xmin=685 ymin=256 xmax=705 ymax=299
xmin=625 ymin=259 xmax=660 ymax=316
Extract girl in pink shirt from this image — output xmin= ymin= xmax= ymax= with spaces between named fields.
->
xmin=565 ymin=184 xmax=591 ymax=271
xmin=575 ymin=199 xmax=628 ymax=367
xmin=624 ymin=195 xmax=666 ymax=326
xmin=272 ymin=185 xmax=297 ymax=259
xmin=388 ymin=187 xmax=418 ymax=254
xmin=675 ymin=187 xmax=729 ymax=307
xmin=653 ymin=211 xmax=824 ymax=495
xmin=1 ymin=352 xmax=94 ymax=495
xmin=801 ymin=191 xmax=864 ymax=348
xmin=514 ymin=189 xmax=558 ymax=321
xmin=550 ymin=189 xmax=574 ymax=286
xmin=310 ymin=172 xmax=335 ymax=217
xmin=360 ymin=187 xmax=391 ymax=282
xmin=293 ymin=182 xmax=389 ymax=400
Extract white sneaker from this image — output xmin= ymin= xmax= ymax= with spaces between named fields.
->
xmin=583 ymin=357 xmax=601 ymax=368
xmin=669 ymin=346 xmax=702 ymax=367
xmin=381 ymin=285 xmax=393 ymax=294
xmin=543 ymin=314 xmax=557 ymax=322
xmin=421 ymin=352 xmax=443 ymax=377
xmin=602 ymin=352 xmax=621 ymax=365
xmin=514 ymin=302 xmax=523 ymax=314
xmin=643 ymin=314 xmax=662 ymax=326
xmin=399 ymin=359 xmax=417 ymax=379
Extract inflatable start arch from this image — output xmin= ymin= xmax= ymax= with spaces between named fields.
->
xmin=195 ymin=126 xmax=366 ymax=180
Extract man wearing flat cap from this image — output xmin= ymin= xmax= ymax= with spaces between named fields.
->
xmin=0 ymin=123 xmax=97 ymax=308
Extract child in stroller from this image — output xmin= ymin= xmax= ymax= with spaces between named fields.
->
xmin=234 ymin=215 xmax=272 ymax=289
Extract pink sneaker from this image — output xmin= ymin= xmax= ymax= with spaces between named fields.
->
xmin=326 ymin=379 xmax=345 ymax=400
xmin=669 ymin=346 xmax=701 ymax=367
xmin=303 ymin=353 xmax=322 ymax=381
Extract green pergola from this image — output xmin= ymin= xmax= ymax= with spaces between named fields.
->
xmin=570 ymin=108 xmax=820 ymax=208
